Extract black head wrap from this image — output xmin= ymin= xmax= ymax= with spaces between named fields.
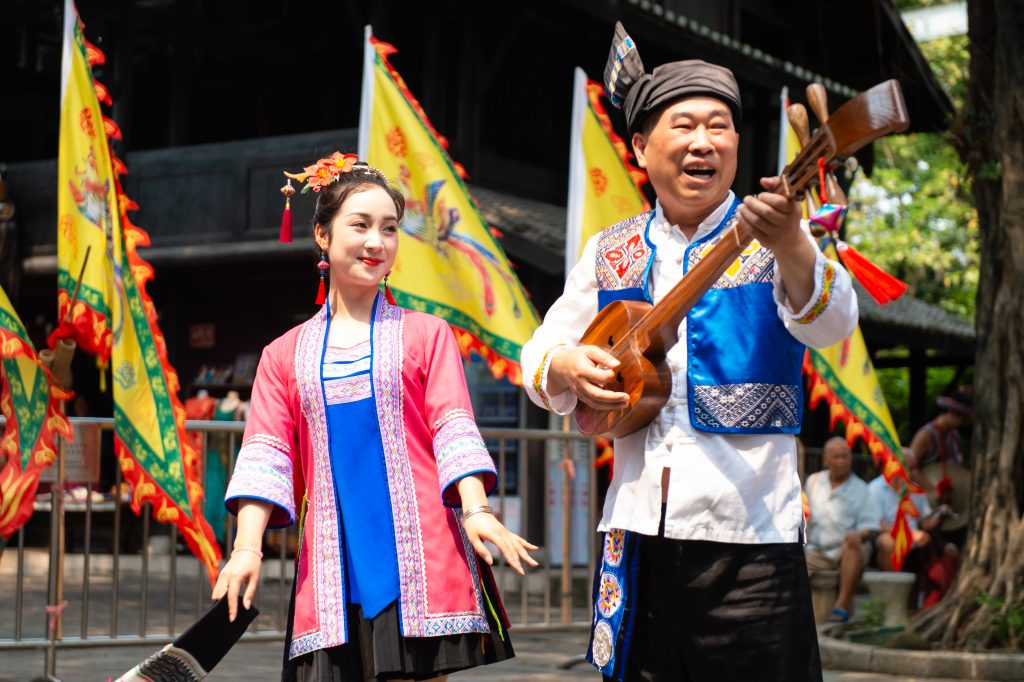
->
xmin=604 ymin=22 xmax=742 ymax=134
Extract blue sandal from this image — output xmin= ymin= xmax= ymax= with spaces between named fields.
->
xmin=828 ymin=607 xmax=850 ymax=623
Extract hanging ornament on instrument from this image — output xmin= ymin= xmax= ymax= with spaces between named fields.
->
xmin=809 ymin=203 xmax=848 ymax=235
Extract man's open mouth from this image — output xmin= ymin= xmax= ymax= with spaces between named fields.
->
xmin=684 ymin=166 xmax=716 ymax=179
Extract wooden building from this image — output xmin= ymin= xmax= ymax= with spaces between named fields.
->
xmin=2 ymin=1 xmax=967 ymax=518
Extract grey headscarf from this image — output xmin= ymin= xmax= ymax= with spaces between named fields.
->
xmin=604 ymin=21 xmax=742 ymax=133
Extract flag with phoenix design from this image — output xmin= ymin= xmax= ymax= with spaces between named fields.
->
xmin=55 ymin=0 xmax=221 ymax=580
xmin=778 ymin=87 xmax=916 ymax=569
xmin=358 ymin=27 xmax=540 ymax=384
xmin=0 ymin=286 xmax=73 ymax=542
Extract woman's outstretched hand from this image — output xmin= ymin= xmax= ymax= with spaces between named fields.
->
xmin=463 ymin=512 xmax=539 ymax=575
xmin=211 ymin=499 xmax=273 ymax=622
xmin=211 ymin=549 xmax=263 ymax=622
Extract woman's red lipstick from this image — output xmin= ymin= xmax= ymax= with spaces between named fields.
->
xmin=361 ymin=257 xmax=383 ymax=266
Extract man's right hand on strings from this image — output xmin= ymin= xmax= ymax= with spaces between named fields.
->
xmin=548 ymin=345 xmax=631 ymax=409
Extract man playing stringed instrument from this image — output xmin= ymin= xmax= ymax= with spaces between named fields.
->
xmin=521 ymin=23 xmax=859 ymax=682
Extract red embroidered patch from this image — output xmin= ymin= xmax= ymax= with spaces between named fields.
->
xmin=604 ymin=234 xmax=646 ymax=278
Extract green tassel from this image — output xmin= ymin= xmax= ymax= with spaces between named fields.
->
xmin=479 ymin=565 xmax=505 ymax=642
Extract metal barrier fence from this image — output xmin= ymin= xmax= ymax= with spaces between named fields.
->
xmin=0 ymin=417 xmax=598 ymax=679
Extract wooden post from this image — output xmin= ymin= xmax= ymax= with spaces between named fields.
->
xmin=560 ymin=415 xmax=572 ymax=624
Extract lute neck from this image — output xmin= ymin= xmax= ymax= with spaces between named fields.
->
xmin=629 ymin=217 xmax=753 ymax=354
xmin=625 ymin=134 xmax=829 ymax=355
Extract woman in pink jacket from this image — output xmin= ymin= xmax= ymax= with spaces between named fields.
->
xmin=213 ymin=154 xmax=536 ymax=682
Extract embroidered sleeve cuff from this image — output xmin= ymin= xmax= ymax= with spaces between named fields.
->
xmin=433 ymin=413 xmax=497 ymax=507
xmin=774 ymin=250 xmax=833 ymax=323
xmin=528 ymin=344 xmax=577 ymax=415
xmin=224 ymin=436 xmax=296 ymax=528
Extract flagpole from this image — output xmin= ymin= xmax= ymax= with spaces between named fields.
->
xmin=357 ymin=25 xmax=375 ymax=161
xmin=565 ymin=68 xmax=588 ymax=280
xmin=777 ymin=86 xmax=789 ymax=176
xmin=560 ymin=70 xmax=589 ymax=624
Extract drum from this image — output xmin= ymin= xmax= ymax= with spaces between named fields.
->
xmin=921 ymin=461 xmax=971 ymax=531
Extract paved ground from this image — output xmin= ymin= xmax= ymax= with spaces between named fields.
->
xmin=1 ymin=549 xmax=1005 ymax=681
xmin=2 ymin=630 xmax=999 ymax=681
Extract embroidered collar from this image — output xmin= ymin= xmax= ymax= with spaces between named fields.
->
xmin=651 ymin=191 xmax=737 ymax=245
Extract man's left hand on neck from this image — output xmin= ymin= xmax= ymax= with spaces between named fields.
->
xmin=738 ymin=176 xmax=817 ymax=311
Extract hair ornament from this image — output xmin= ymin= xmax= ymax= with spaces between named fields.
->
xmin=277 ymin=152 xmax=391 ymax=243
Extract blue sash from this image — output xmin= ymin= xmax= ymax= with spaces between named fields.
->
xmin=586 ymin=529 xmax=640 ymax=680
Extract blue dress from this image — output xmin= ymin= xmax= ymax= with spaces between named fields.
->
xmin=321 ymin=339 xmax=400 ymax=619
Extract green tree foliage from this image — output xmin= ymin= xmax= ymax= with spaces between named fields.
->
xmin=846 ymin=34 xmax=978 ymax=320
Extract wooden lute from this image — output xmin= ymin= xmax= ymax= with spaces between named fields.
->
xmin=573 ymin=79 xmax=909 ymax=438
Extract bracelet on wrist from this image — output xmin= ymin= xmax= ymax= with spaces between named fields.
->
xmin=232 ymin=546 xmax=264 ymax=560
xmin=461 ymin=505 xmax=495 ymax=522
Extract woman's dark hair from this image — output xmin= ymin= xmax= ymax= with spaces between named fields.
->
xmin=313 ymin=162 xmax=406 ymax=242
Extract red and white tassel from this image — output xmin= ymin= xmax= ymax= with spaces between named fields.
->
xmin=836 ymin=241 xmax=908 ymax=305
xmin=315 ymin=252 xmax=329 ymax=306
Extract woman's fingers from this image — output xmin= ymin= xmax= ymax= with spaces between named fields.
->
xmin=513 ymin=535 xmax=540 ymax=566
xmin=243 ymin=573 xmax=258 ymax=610
xmin=226 ymin=574 xmax=241 ymax=622
xmin=470 ymin=535 xmax=494 ymax=566
xmin=211 ymin=573 xmax=228 ymax=601
xmin=465 ymin=515 xmax=541 ymax=575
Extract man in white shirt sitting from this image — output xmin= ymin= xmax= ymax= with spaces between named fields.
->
xmin=804 ymin=437 xmax=880 ymax=623
xmin=521 ymin=21 xmax=857 ymax=682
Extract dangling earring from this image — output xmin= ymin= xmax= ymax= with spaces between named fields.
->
xmin=315 ymin=250 xmax=329 ymax=305
xmin=384 ymin=272 xmax=396 ymax=305
xmin=279 ymin=178 xmax=295 ymax=243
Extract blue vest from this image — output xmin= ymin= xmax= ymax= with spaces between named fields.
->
xmin=594 ymin=200 xmax=805 ymax=435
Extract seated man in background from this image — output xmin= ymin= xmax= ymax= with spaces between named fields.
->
xmin=868 ymin=448 xmax=959 ymax=607
xmin=804 ymin=437 xmax=880 ymax=622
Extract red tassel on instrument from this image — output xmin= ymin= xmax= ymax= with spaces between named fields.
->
xmin=279 ymin=197 xmax=293 ymax=243
xmin=315 ymin=278 xmax=326 ymax=305
xmin=836 ymin=241 xmax=908 ymax=305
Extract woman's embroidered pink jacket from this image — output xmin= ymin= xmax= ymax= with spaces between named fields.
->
xmin=225 ymin=300 xmax=504 ymax=659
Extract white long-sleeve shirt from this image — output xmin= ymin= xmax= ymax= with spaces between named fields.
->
xmin=521 ymin=194 xmax=859 ymax=544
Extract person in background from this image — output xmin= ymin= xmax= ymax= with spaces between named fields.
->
xmin=804 ymin=437 xmax=880 ymax=623
xmin=868 ymin=447 xmax=959 ymax=607
xmin=909 ymin=387 xmax=972 ymax=497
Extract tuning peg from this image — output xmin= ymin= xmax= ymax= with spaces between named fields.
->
xmin=806 ymin=82 xmax=830 ymax=126
xmin=786 ymin=103 xmax=811 ymax=148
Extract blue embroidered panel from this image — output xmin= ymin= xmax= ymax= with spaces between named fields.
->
xmin=686 ymin=284 xmax=805 ymax=432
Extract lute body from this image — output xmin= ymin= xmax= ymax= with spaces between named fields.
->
xmin=573 ymin=79 xmax=909 ymax=438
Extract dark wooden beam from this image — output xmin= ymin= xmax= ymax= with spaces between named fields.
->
xmin=872 ymin=354 xmax=975 ymax=369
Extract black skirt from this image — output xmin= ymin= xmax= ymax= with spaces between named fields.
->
xmin=281 ymin=596 xmax=514 ymax=682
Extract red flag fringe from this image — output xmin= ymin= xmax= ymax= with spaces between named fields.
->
xmin=368 ymin=33 xmax=536 ymax=386
xmin=0 ymin=329 xmax=73 ymax=539
xmin=584 ymin=80 xmax=650 ymax=208
xmin=64 ymin=12 xmax=223 ymax=582
xmin=803 ymin=351 xmax=919 ymax=570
